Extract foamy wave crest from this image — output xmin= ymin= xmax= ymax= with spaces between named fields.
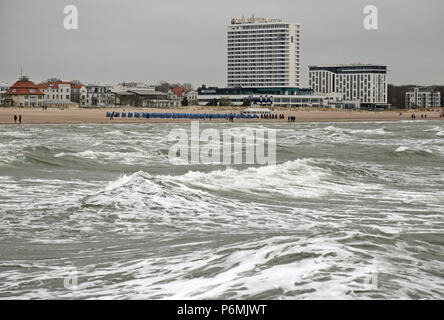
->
xmin=324 ymin=125 xmax=386 ymax=135
xmin=169 ymin=159 xmax=381 ymax=199
xmin=80 ymin=171 xmax=292 ymax=232
xmin=395 ymin=145 xmax=433 ymax=154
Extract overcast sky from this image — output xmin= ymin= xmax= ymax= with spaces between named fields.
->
xmin=1 ymin=0 xmax=443 ymax=87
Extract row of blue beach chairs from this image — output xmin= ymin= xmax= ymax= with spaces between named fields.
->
xmin=106 ymin=112 xmax=259 ymax=119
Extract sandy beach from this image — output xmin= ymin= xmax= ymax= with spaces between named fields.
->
xmin=0 ymin=106 xmax=443 ymax=124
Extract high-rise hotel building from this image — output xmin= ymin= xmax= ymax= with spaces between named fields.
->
xmin=309 ymin=64 xmax=388 ymax=107
xmin=227 ymin=16 xmax=301 ymax=88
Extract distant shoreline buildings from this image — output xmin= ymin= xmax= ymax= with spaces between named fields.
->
xmin=196 ymin=16 xmax=389 ymax=109
xmin=0 ymin=15 xmax=442 ymax=109
xmin=405 ymin=87 xmax=441 ymax=109
xmin=1 ymin=77 xmax=187 ymax=108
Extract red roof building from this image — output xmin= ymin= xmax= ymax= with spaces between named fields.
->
xmin=37 ymin=81 xmax=79 ymax=90
xmin=5 ymin=80 xmax=44 ymax=96
xmin=4 ymin=78 xmax=45 ymax=107
xmin=170 ymin=86 xmax=187 ymax=98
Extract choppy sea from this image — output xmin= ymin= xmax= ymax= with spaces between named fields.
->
xmin=0 ymin=120 xmax=443 ymax=299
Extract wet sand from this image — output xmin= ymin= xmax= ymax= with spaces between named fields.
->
xmin=0 ymin=106 xmax=443 ymax=124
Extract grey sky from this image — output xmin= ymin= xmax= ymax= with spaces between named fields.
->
xmin=1 ymin=0 xmax=443 ymax=87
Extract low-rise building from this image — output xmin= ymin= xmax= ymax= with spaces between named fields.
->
xmin=38 ymin=81 xmax=77 ymax=107
xmin=112 ymin=85 xmax=181 ymax=107
xmin=71 ymin=83 xmax=87 ymax=106
xmin=4 ymin=77 xmax=45 ymax=107
xmin=405 ymin=87 xmax=441 ymax=109
xmin=0 ymin=82 xmax=10 ymax=105
xmin=84 ymin=84 xmax=114 ymax=107
xmin=185 ymin=90 xmax=198 ymax=105
xmin=196 ymin=86 xmax=353 ymax=108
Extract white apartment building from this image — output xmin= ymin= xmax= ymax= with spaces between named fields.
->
xmin=309 ymin=64 xmax=388 ymax=108
xmin=38 ymin=82 xmax=75 ymax=107
xmin=84 ymin=84 xmax=114 ymax=107
xmin=185 ymin=90 xmax=198 ymax=105
xmin=227 ymin=16 xmax=300 ymax=88
xmin=0 ymin=82 xmax=10 ymax=105
xmin=405 ymin=87 xmax=441 ymax=109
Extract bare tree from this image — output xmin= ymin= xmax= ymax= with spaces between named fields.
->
xmin=183 ymin=83 xmax=194 ymax=91
xmin=44 ymin=77 xmax=62 ymax=83
xmin=156 ymin=81 xmax=170 ymax=93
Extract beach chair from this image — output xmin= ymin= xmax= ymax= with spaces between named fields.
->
xmin=106 ymin=112 xmax=111 ymax=118
xmin=114 ymin=112 xmax=120 ymax=118
xmin=128 ymin=112 xmax=133 ymax=118
xmin=142 ymin=113 xmax=147 ymax=118
xmin=122 ymin=112 xmax=127 ymax=118
xmin=135 ymin=112 xmax=141 ymax=118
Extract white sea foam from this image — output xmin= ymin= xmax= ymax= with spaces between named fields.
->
xmin=395 ymin=145 xmax=433 ymax=154
xmin=395 ymin=146 xmax=410 ymax=152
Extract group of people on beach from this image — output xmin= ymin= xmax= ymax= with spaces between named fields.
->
xmin=260 ymin=113 xmax=285 ymax=120
xmin=410 ymin=113 xmax=428 ymax=119
xmin=13 ymin=114 xmax=22 ymax=124
xmin=288 ymin=116 xmax=296 ymax=122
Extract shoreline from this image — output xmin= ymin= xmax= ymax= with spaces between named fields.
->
xmin=1 ymin=106 xmax=443 ymax=125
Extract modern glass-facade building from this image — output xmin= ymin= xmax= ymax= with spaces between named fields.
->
xmin=309 ymin=64 xmax=388 ymax=107
xmin=197 ymin=86 xmax=333 ymax=107
xmin=227 ymin=16 xmax=301 ymax=88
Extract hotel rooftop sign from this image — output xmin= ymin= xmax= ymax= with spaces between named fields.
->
xmin=230 ymin=17 xmax=282 ymax=24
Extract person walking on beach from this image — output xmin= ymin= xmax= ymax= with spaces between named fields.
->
xmin=18 ymin=115 xmax=22 ymax=125
xmin=14 ymin=115 xmax=17 ymax=123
